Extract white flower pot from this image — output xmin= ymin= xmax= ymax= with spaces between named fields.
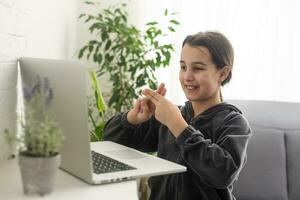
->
xmin=18 ymin=153 xmax=60 ymax=196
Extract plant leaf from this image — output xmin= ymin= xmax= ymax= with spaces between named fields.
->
xmin=164 ymin=9 xmax=168 ymax=16
xmin=78 ymin=13 xmax=86 ymax=19
xmin=89 ymin=70 xmax=106 ymax=113
xmin=78 ymin=46 xmax=87 ymax=59
xmin=105 ymin=40 xmax=112 ymax=50
xmin=168 ymin=26 xmax=175 ymax=32
xmin=146 ymin=21 xmax=158 ymax=26
xmin=169 ymin=19 xmax=180 ymax=25
xmin=84 ymin=1 xmax=95 ymax=5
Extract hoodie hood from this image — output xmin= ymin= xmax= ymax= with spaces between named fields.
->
xmin=181 ymin=101 xmax=242 ymax=122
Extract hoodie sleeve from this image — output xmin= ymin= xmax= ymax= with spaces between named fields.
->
xmin=103 ymin=112 xmax=160 ymax=152
xmin=176 ymin=112 xmax=252 ymax=189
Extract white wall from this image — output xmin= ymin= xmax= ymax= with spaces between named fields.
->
xmin=24 ymin=0 xmax=78 ymax=59
xmin=0 ymin=0 xmax=26 ymax=166
xmin=0 ymin=0 xmax=79 ymax=166
xmin=0 ymin=0 xmax=78 ymax=60
xmin=0 ymin=61 xmax=17 ymax=166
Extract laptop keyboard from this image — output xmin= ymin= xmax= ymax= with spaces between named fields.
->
xmin=91 ymin=151 xmax=136 ymax=174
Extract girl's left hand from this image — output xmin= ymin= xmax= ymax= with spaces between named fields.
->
xmin=142 ymin=88 xmax=188 ymax=137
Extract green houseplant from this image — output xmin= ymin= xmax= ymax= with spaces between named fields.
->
xmin=87 ymin=70 xmax=107 ymax=141
xmin=78 ymin=2 xmax=179 ymax=199
xmin=4 ymin=76 xmax=63 ymax=196
xmin=78 ymin=1 xmax=179 ymax=113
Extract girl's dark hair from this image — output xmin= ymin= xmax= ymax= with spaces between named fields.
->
xmin=182 ymin=31 xmax=234 ymax=86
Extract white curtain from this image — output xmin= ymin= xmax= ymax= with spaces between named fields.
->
xmin=135 ymin=0 xmax=300 ymax=105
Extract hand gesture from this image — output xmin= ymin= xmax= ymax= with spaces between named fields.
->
xmin=142 ymin=88 xmax=188 ymax=137
xmin=127 ymin=83 xmax=166 ymax=125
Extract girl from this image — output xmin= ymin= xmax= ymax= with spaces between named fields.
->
xmin=104 ymin=31 xmax=251 ymax=200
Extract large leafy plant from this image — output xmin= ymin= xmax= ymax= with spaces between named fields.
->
xmin=4 ymin=76 xmax=63 ymax=157
xmin=78 ymin=1 xmax=179 ymax=113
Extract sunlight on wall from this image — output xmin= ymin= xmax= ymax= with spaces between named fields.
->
xmin=141 ymin=0 xmax=300 ymax=104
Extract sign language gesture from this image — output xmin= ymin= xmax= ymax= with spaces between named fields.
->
xmin=127 ymin=83 xmax=166 ymax=125
xmin=142 ymin=88 xmax=188 ymax=137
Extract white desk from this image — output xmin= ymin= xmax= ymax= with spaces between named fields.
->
xmin=0 ymin=158 xmax=139 ymax=200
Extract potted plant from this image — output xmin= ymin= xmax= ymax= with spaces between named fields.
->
xmin=4 ymin=76 xmax=64 ymax=196
xmin=78 ymin=1 xmax=179 ymax=113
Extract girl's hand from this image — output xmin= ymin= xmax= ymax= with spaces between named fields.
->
xmin=127 ymin=83 xmax=166 ymax=125
xmin=142 ymin=88 xmax=188 ymax=137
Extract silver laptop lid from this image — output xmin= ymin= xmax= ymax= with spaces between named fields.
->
xmin=19 ymin=57 xmax=93 ymax=182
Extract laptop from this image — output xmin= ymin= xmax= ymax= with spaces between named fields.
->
xmin=19 ymin=57 xmax=186 ymax=185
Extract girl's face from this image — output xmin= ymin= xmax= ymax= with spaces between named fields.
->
xmin=179 ymin=44 xmax=224 ymax=103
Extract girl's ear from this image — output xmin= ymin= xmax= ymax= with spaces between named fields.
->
xmin=219 ymin=66 xmax=231 ymax=84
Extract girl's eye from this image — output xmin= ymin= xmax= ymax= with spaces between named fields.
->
xmin=180 ymin=65 xmax=186 ymax=70
xmin=193 ymin=67 xmax=204 ymax=71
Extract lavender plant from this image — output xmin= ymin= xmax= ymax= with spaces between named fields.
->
xmin=4 ymin=76 xmax=64 ymax=157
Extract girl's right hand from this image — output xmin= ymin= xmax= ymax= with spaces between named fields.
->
xmin=127 ymin=83 xmax=166 ymax=125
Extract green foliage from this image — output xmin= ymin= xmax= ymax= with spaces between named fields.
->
xmin=87 ymin=70 xmax=107 ymax=141
xmin=78 ymin=1 xmax=180 ymax=113
xmin=4 ymin=76 xmax=64 ymax=157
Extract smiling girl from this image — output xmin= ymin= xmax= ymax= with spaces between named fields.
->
xmin=104 ymin=31 xmax=252 ymax=200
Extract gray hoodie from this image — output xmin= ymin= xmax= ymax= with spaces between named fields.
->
xmin=103 ymin=101 xmax=252 ymax=200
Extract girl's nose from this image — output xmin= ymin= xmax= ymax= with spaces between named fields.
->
xmin=183 ymin=68 xmax=194 ymax=81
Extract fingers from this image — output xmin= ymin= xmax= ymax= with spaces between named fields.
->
xmin=141 ymin=83 xmax=166 ymax=99
xmin=147 ymin=100 xmax=156 ymax=114
xmin=142 ymin=89 xmax=162 ymax=104
xmin=156 ymin=83 xmax=165 ymax=95
xmin=161 ymin=87 xmax=167 ymax=96
xmin=139 ymin=83 xmax=166 ymax=105
xmin=140 ymin=99 xmax=150 ymax=114
xmin=156 ymin=83 xmax=167 ymax=97
xmin=133 ymin=99 xmax=142 ymax=112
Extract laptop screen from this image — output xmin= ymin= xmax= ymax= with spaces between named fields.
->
xmin=19 ymin=57 xmax=93 ymax=181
